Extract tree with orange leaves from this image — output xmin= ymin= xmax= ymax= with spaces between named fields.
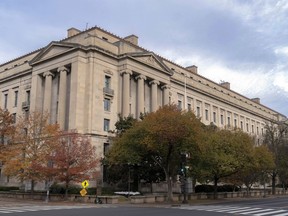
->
xmin=2 ymin=111 xmax=60 ymax=193
xmin=0 ymin=108 xmax=15 ymax=164
xmin=49 ymin=131 xmax=99 ymax=198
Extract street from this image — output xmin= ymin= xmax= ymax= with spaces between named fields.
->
xmin=2 ymin=196 xmax=288 ymax=216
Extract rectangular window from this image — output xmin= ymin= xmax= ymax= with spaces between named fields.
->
xmin=14 ymin=91 xmax=18 ymax=107
xmin=262 ymin=128 xmax=264 ymax=135
xmin=227 ymin=117 xmax=231 ymax=127
xmin=26 ymin=90 xmax=30 ymax=103
xmin=220 ymin=115 xmax=224 ymax=125
xmin=104 ymin=98 xmax=111 ymax=111
xmin=12 ymin=113 xmax=16 ymax=123
xmin=104 ymin=143 xmax=110 ymax=155
xmin=4 ymin=94 xmax=8 ymax=109
xmin=205 ymin=109 xmax=209 ymax=121
xmin=105 ymin=76 xmax=111 ymax=89
xmin=104 ymin=119 xmax=110 ymax=132
xmin=241 ymin=121 xmax=243 ymax=130
xmin=178 ymin=100 xmax=182 ymax=110
xmin=234 ymin=119 xmax=237 ymax=128
xmin=252 ymin=125 xmax=254 ymax=133
xmin=196 ymin=107 xmax=200 ymax=117
xmin=187 ymin=104 xmax=192 ymax=111
xmin=246 ymin=123 xmax=249 ymax=132
xmin=213 ymin=112 xmax=216 ymax=123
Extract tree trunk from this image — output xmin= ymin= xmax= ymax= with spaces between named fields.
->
xmin=213 ymin=176 xmax=218 ymax=199
xmin=272 ymin=172 xmax=277 ymax=195
xmin=167 ymin=175 xmax=173 ymax=202
xmin=31 ymin=180 xmax=35 ymax=193
xmin=65 ymin=181 xmax=69 ymax=200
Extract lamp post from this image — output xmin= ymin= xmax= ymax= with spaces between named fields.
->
xmin=181 ymin=153 xmax=188 ymax=204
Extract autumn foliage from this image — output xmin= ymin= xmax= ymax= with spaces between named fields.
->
xmin=48 ymin=131 xmax=99 ymax=196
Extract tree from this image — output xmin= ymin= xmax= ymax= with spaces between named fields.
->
xmin=49 ymin=131 xmax=99 ymax=198
xmin=200 ymin=127 xmax=254 ymax=199
xmin=263 ymin=121 xmax=288 ymax=195
xmin=2 ymin=111 xmax=60 ymax=193
xmin=107 ymin=105 xmax=203 ymax=201
xmin=0 ymin=108 xmax=15 ymax=163
xmin=226 ymin=145 xmax=275 ymax=195
xmin=0 ymin=108 xmax=15 ymax=145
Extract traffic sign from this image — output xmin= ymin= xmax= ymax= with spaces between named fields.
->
xmin=82 ymin=180 xmax=89 ymax=188
xmin=80 ymin=188 xmax=87 ymax=196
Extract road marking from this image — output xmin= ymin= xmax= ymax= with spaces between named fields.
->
xmin=175 ymin=205 xmax=288 ymax=216
xmin=0 ymin=205 xmax=103 ymax=214
xmin=240 ymin=208 xmax=274 ymax=214
xmin=254 ymin=210 xmax=287 ymax=216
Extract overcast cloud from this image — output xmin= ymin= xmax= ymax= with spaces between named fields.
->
xmin=0 ymin=0 xmax=287 ymax=117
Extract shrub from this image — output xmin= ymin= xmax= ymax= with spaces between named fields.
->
xmin=195 ymin=184 xmax=240 ymax=193
xmin=0 ymin=186 xmax=19 ymax=191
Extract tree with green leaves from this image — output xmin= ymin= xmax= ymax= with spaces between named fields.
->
xmin=225 ymin=145 xmax=275 ymax=195
xmin=199 ymin=127 xmax=254 ymax=199
xmin=263 ymin=120 xmax=288 ymax=195
xmin=106 ymin=105 xmax=203 ymax=201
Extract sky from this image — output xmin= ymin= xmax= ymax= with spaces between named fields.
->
xmin=0 ymin=0 xmax=287 ymax=117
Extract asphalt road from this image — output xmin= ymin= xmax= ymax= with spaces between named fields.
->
xmin=2 ymin=196 xmax=288 ymax=216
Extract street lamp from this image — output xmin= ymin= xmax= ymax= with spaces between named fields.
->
xmin=180 ymin=153 xmax=188 ymax=204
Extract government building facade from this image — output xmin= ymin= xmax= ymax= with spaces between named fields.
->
xmin=0 ymin=26 xmax=286 ymax=188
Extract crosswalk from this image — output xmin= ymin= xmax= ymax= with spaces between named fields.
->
xmin=175 ymin=205 xmax=288 ymax=216
xmin=0 ymin=204 xmax=109 ymax=214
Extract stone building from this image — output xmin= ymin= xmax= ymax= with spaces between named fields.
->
xmin=0 ymin=26 xmax=286 ymax=188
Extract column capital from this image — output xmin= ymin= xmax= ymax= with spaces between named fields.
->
xmin=120 ymin=69 xmax=133 ymax=76
xmin=43 ymin=71 xmax=54 ymax=78
xmin=57 ymin=66 xmax=69 ymax=73
xmin=161 ymin=84 xmax=171 ymax=90
xmin=135 ymin=74 xmax=146 ymax=81
xmin=149 ymin=80 xmax=160 ymax=86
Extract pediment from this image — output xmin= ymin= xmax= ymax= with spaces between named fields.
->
xmin=130 ymin=53 xmax=173 ymax=75
xmin=30 ymin=42 xmax=78 ymax=65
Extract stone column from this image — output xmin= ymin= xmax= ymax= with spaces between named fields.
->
xmin=121 ymin=70 xmax=132 ymax=117
xmin=43 ymin=71 xmax=54 ymax=114
xmin=57 ymin=66 xmax=69 ymax=129
xmin=150 ymin=80 xmax=160 ymax=112
xmin=161 ymin=84 xmax=170 ymax=105
xmin=136 ymin=75 xmax=146 ymax=118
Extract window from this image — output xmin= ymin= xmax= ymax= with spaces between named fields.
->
xmin=262 ymin=128 xmax=264 ymax=135
xmin=205 ymin=109 xmax=209 ymax=121
xmin=178 ymin=100 xmax=182 ymax=110
xmin=26 ymin=90 xmax=30 ymax=103
xmin=227 ymin=117 xmax=231 ymax=127
xmin=240 ymin=121 xmax=243 ymax=130
xmin=234 ymin=119 xmax=237 ymax=128
xmin=105 ymin=76 xmax=111 ymax=89
xmin=187 ymin=103 xmax=192 ymax=111
xmin=4 ymin=94 xmax=8 ymax=109
xmin=246 ymin=123 xmax=249 ymax=132
xmin=252 ymin=125 xmax=254 ymax=133
xmin=213 ymin=112 xmax=216 ymax=123
xmin=104 ymin=98 xmax=111 ymax=111
xmin=220 ymin=114 xmax=224 ymax=125
xmin=104 ymin=119 xmax=110 ymax=131
xmin=196 ymin=107 xmax=200 ymax=117
xmin=12 ymin=113 xmax=16 ymax=123
xmin=257 ymin=127 xmax=259 ymax=135
xmin=104 ymin=143 xmax=110 ymax=155
xmin=14 ymin=91 xmax=18 ymax=107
